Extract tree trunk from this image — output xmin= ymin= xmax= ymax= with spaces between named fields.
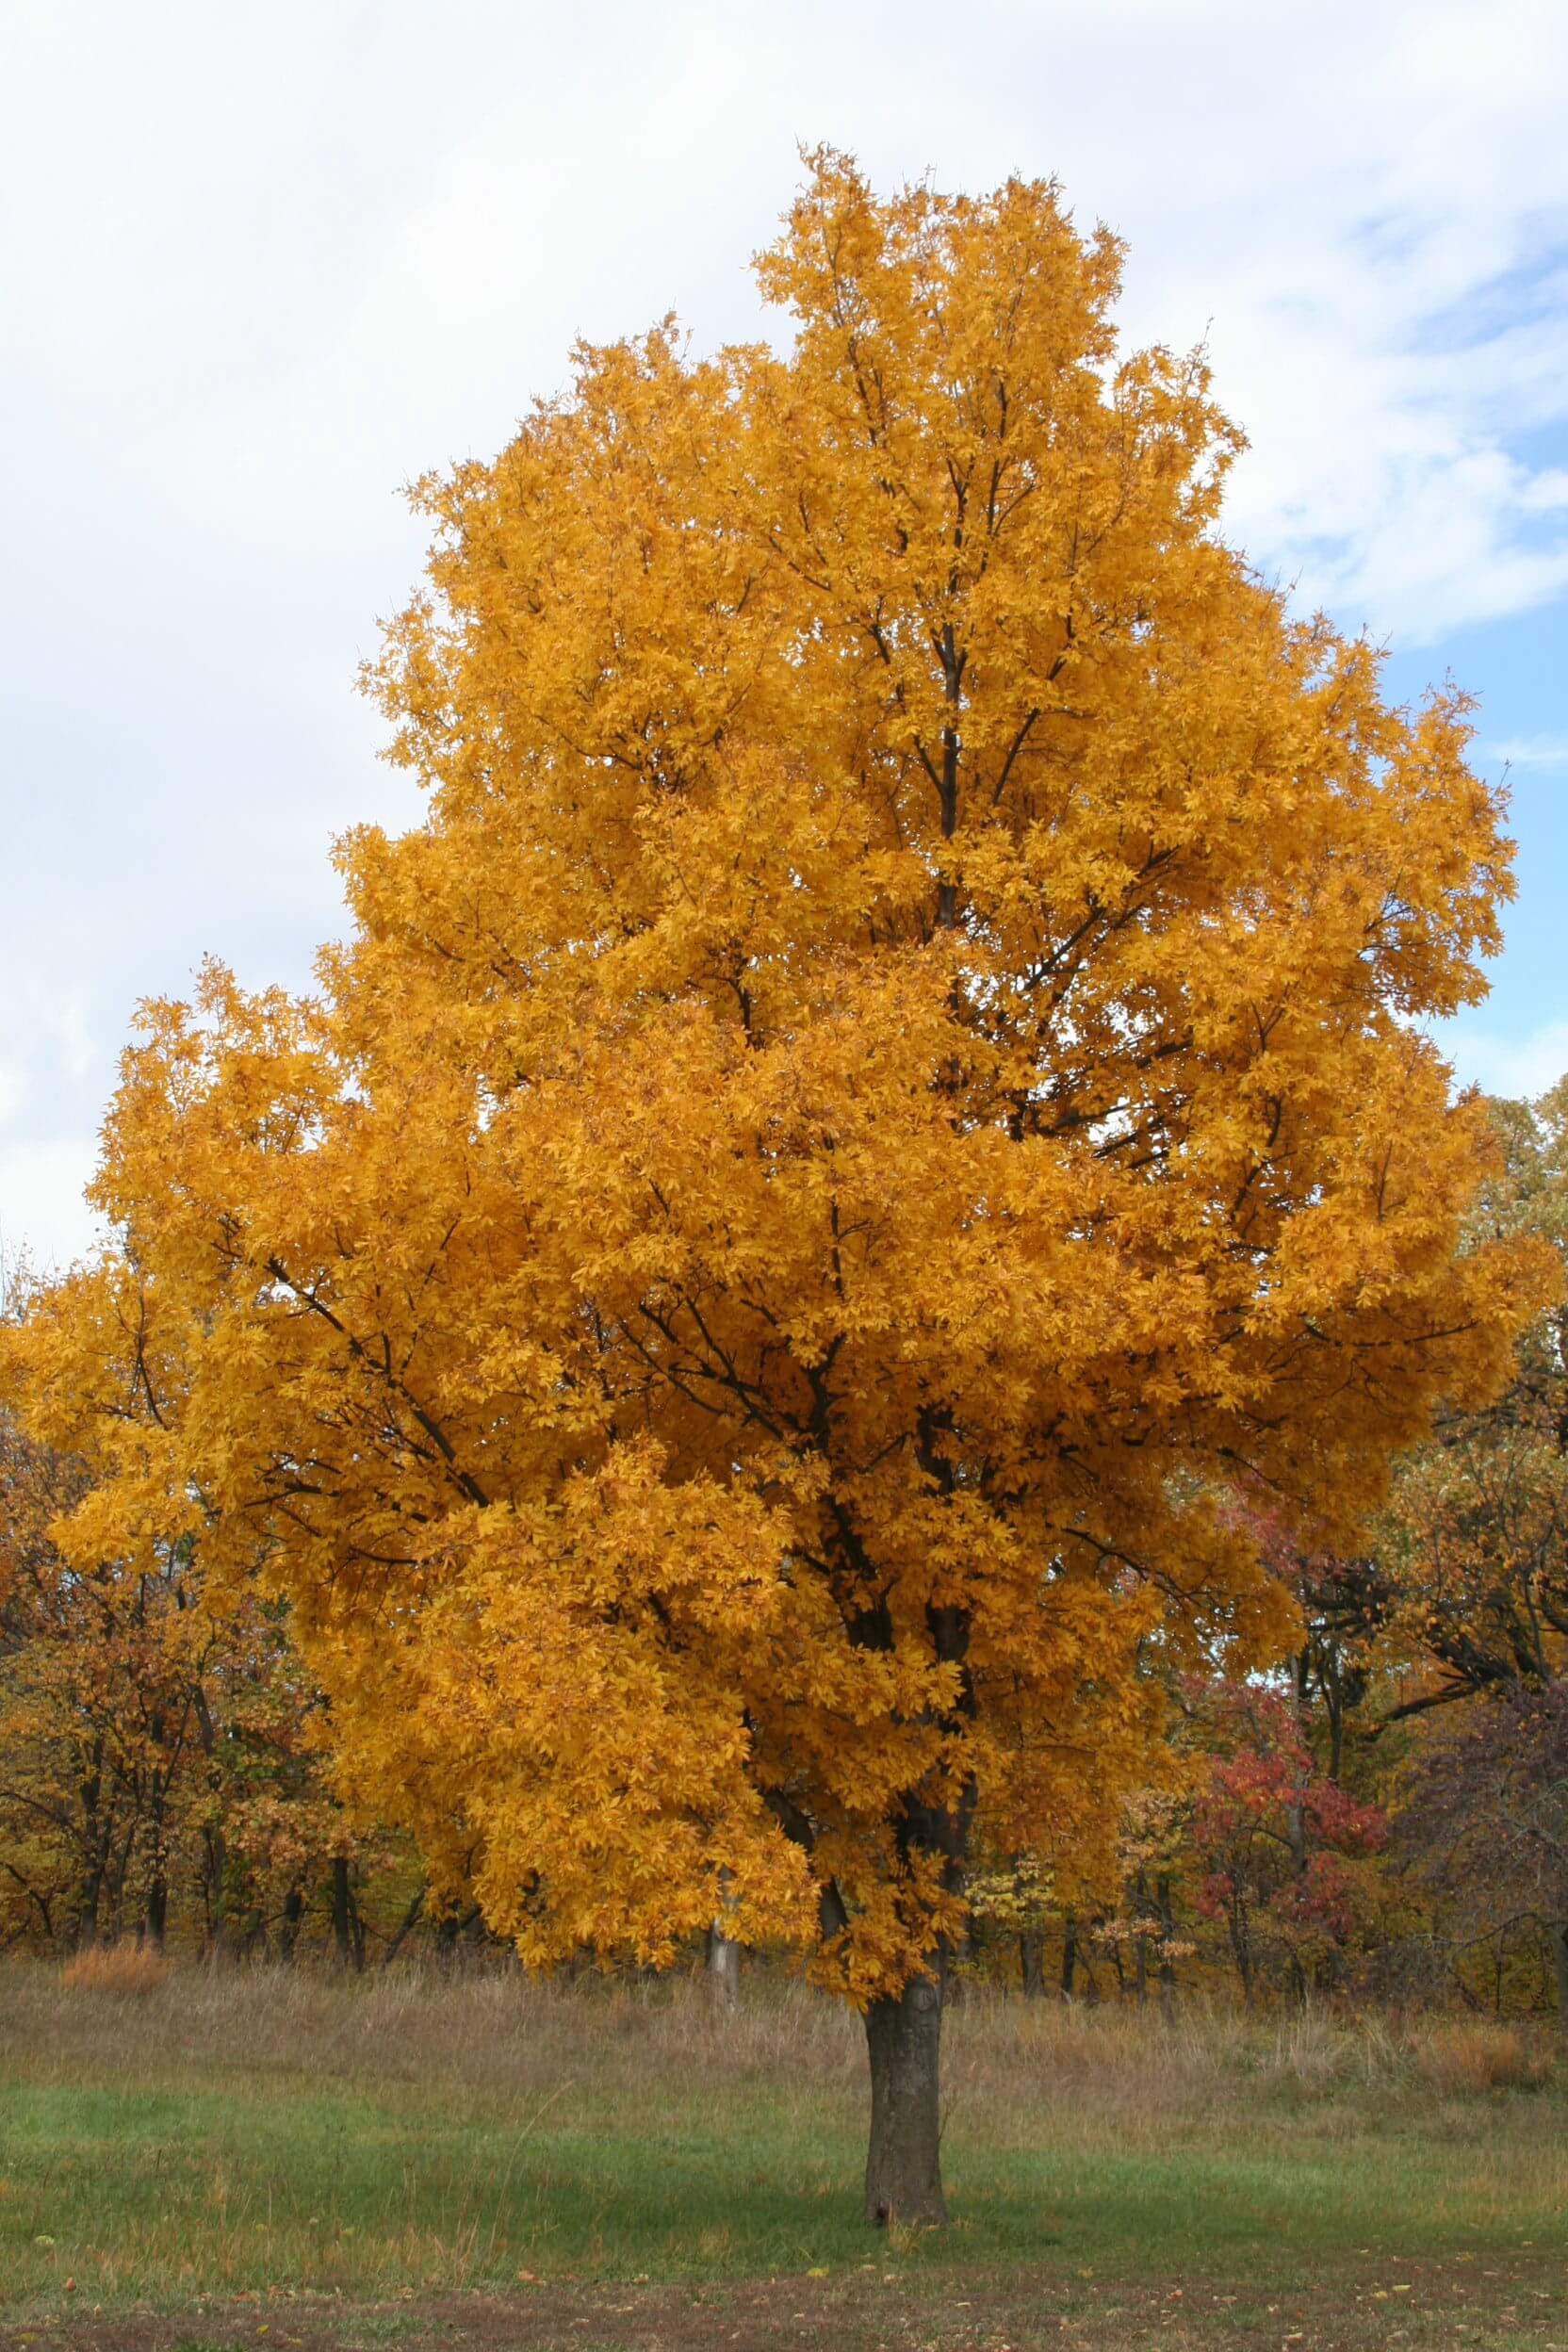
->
xmin=74 ymin=1737 xmax=107 ymax=1950
xmin=435 ymin=1902 xmax=482 ymax=1966
xmin=143 ymin=1871 xmax=169 ymax=1952
xmin=75 ymin=1854 xmax=105 ymax=1952
xmin=204 ymin=1823 xmax=230 ymax=1958
xmin=1156 ymin=1873 xmax=1177 ymax=2020
xmin=1020 ymin=1930 xmax=1046 ymax=1999
xmin=1229 ymin=1898 xmax=1254 ymax=2009
xmin=330 ymin=1854 xmax=361 ymax=1972
xmin=1060 ymin=1912 xmax=1078 ymax=2001
xmin=382 ymin=1885 xmax=425 ymax=1968
xmin=279 ymin=1881 xmax=304 ymax=1961
xmin=705 ymin=1919 xmax=742 ymax=2004
xmin=1133 ymin=1870 xmax=1150 ymax=2006
xmin=706 ymin=1867 xmax=742 ymax=2004
xmin=1550 ymin=1921 xmax=1568 ymax=2037
xmin=863 ymin=1963 xmax=947 ymax=2228
xmin=106 ymin=1810 xmax=139 ymax=1946
xmin=1326 ymin=1674 xmax=1346 ymax=1784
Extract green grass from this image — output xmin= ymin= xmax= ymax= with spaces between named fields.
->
xmin=1 ymin=1964 xmax=1565 ymax=2344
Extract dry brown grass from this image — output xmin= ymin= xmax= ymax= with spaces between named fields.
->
xmin=58 ymin=1941 xmax=172 ymax=1996
xmin=10 ymin=1951 xmax=1557 ymax=2114
xmin=1415 ymin=2018 xmax=1552 ymax=2093
xmin=0 ymin=1957 xmax=1352 ymax=2109
xmin=8 ymin=1952 xmax=867 ymax=2104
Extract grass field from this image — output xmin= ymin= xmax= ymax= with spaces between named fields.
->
xmin=1 ymin=1962 xmax=1565 ymax=2349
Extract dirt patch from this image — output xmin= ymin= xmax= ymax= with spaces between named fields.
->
xmin=6 ymin=2258 xmax=1566 ymax=2351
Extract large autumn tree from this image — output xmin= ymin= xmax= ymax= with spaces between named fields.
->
xmin=5 ymin=155 xmax=1545 ymax=2222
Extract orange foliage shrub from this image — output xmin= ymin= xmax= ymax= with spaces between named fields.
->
xmin=1417 ymin=2023 xmax=1550 ymax=2093
xmin=60 ymin=1943 xmax=172 ymax=1997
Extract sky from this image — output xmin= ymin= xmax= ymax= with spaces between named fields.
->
xmin=2 ymin=0 xmax=1565 ymax=1271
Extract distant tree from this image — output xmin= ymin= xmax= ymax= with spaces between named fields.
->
xmin=0 ymin=1406 xmax=220 ymax=1952
xmin=1238 ymin=1507 xmax=1391 ymax=1785
xmin=1400 ymin=1679 xmax=1568 ymax=2024
xmin=1372 ymin=1082 xmax=1568 ymax=2014
xmin=3 ymin=155 xmax=1542 ymax=2224
xmin=1380 ymin=1082 xmax=1568 ymax=1720
xmin=1189 ymin=1681 xmax=1386 ymax=2004
xmin=0 ymin=1388 xmax=405 ymax=1964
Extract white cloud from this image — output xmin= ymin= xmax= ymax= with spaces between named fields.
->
xmin=1442 ymin=1021 xmax=1568 ymax=1102
xmin=1521 ymin=471 xmax=1568 ymax=514
xmin=1481 ymin=735 xmax=1568 ymax=771
xmin=0 ymin=1139 xmax=105 ymax=1282
xmin=0 ymin=1058 xmax=26 ymax=1128
xmin=6 ymin=0 xmax=1566 ymax=642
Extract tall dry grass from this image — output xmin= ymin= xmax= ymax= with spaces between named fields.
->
xmin=7 ymin=1953 xmax=865 ymax=2099
xmin=4 ymin=1954 xmax=1554 ymax=2122
xmin=58 ymin=1942 xmax=172 ymax=1997
xmin=1415 ymin=2020 xmax=1553 ymax=2094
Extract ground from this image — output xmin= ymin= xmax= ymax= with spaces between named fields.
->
xmin=1 ymin=1964 xmax=1564 ymax=2349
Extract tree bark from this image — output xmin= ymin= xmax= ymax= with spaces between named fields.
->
xmin=435 ymin=1901 xmax=482 ymax=1967
xmin=279 ymin=1881 xmax=304 ymax=1961
xmin=1020 ymin=1931 xmax=1046 ymax=1999
xmin=706 ymin=1867 xmax=742 ymax=2004
xmin=1133 ymin=1871 xmax=1151 ymax=2006
xmin=203 ymin=1823 xmax=231 ymax=1958
xmin=143 ymin=1871 xmax=169 ymax=1952
xmin=382 ymin=1884 xmax=425 ymax=1968
xmin=330 ymin=1854 xmax=364 ymax=1972
xmin=863 ymin=1962 xmax=947 ymax=2228
xmin=74 ymin=1736 xmax=107 ymax=1950
xmin=1550 ymin=1921 xmax=1568 ymax=2037
xmin=705 ymin=1919 xmax=742 ymax=2004
xmin=1229 ymin=1897 xmax=1254 ymax=2008
xmin=1156 ymin=1873 xmax=1177 ymax=2020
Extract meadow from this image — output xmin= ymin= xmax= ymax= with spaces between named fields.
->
xmin=1 ymin=1962 xmax=1566 ymax=2350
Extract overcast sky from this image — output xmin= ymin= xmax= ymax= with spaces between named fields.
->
xmin=3 ymin=0 xmax=1566 ymax=1272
